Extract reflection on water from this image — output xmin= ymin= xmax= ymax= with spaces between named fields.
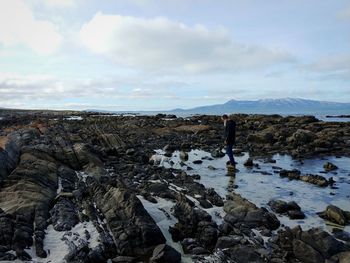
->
xmin=154 ymin=149 xmax=350 ymax=232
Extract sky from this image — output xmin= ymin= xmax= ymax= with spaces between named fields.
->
xmin=0 ymin=0 xmax=349 ymax=110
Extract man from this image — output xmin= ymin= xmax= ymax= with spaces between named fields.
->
xmin=221 ymin=114 xmax=236 ymax=168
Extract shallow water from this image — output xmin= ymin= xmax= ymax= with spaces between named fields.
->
xmin=3 ymin=221 xmax=101 ymax=263
xmin=65 ymin=116 xmax=83 ymax=120
xmin=154 ymin=149 xmax=350 ymax=233
xmin=316 ymin=115 xmax=350 ymax=122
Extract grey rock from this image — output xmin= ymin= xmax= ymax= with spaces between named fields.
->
xmin=150 ymin=244 xmax=181 ymax=263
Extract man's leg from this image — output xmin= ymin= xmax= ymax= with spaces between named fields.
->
xmin=226 ymin=144 xmax=235 ymax=166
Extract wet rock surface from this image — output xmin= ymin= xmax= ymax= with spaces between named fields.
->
xmin=272 ymin=226 xmax=350 ymax=263
xmin=268 ymin=200 xmax=306 ymax=220
xmin=279 ymin=169 xmax=333 ymax=187
xmin=0 ymin=110 xmax=349 ymax=262
xmin=318 ymin=205 xmax=350 ymax=226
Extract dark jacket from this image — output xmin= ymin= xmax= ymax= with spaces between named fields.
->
xmin=224 ymin=120 xmax=236 ymax=145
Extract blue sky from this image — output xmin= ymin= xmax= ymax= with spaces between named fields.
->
xmin=0 ymin=0 xmax=349 ymax=110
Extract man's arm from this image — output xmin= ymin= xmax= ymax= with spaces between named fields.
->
xmin=224 ymin=125 xmax=229 ymax=144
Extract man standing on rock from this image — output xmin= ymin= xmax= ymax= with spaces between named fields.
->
xmin=221 ymin=114 xmax=236 ymax=169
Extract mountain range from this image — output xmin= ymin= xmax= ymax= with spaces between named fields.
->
xmin=2 ymin=98 xmax=349 ymax=116
xmin=169 ymin=98 xmax=350 ymax=115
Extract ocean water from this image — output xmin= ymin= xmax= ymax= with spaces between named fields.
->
xmin=152 ymin=149 xmax=350 ymax=233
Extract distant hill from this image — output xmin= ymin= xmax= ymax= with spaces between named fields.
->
xmin=170 ymin=98 xmax=350 ymax=115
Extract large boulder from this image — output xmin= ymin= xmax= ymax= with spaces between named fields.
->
xmin=287 ymin=129 xmax=316 ymax=146
xmin=226 ymin=245 xmax=265 ymax=263
xmin=73 ymin=143 xmax=108 ymax=177
xmin=91 ymin=181 xmax=166 ymax=257
xmin=268 ymin=200 xmax=305 ymax=219
xmin=329 ymin=251 xmax=350 ymax=263
xmin=247 ymin=128 xmax=276 ymax=144
xmin=0 ymin=150 xmax=59 ymax=259
xmin=0 ymin=128 xmax=40 ymax=181
xmin=224 ymin=193 xmax=280 ymax=230
xmin=210 ymin=148 xmax=225 ymax=158
xmin=317 ymin=205 xmax=350 ymax=226
xmin=273 ymin=226 xmax=350 ymax=262
xmin=150 ymin=244 xmax=181 ymax=263
xmin=323 ymin=162 xmax=338 ymax=172
xmin=50 ymin=197 xmax=79 ymax=231
xmin=293 ymin=239 xmax=324 ymax=263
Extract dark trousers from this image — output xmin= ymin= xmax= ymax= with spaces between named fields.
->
xmin=226 ymin=144 xmax=235 ymax=165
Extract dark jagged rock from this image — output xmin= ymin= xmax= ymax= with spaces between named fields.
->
xmin=268 ymin=200 xmax=305 ymax=219
xmin=90 ymin=180 xmax=166 ymax=257
xmin=58 ymin=165 xmax=78 ymax=192
xmin=150 ymin=244 xmax=181 ymax=263
xmin=243 ymin=158 xmax=254 ymax=167
xmin=215 ymin=235 xmax=242 ymax=250
xmin=332 ymin=229 xmax=350 ymax=242
xmin=279 ymin=169 xmax=331 ymax=187
xmin=293 ymin=239 xmax=324 ymax=263
xmin=111 ymin=256 xmax=137 ymax=263
xmin=287 ymin=210 xmax=305 ymax=219
xmin=169 ymin=195 xmax=218 ymax=252
xmin=126 ymin=148 xmax=135 ymax=155
xmin=300 ymin=174 xmax=330 ymax=187
xmin=279 ymin=169 xmax=301 ymax=180
xmin=199 ymin=199 xmax=212 ymax=209
xmin=224 ymin=193 xmax=280 ymax=230
xmin=324 ymin=162 xmax=338 ymax=172
xmin=0 ymin=209 xmax=13 ymax=250
xmin=272 ymin=226 xmax=350 ymax=262
xmin=206 ymin=188 xmax=224 ymax=207
xmin=197 ymin=221 xmax=219 ymax=250
xmin=73 ymin=143 xmax=108 ymax=177
xmin=329 ymin=251 xmax=350 ymax=263
xmin=50 ymin=197 xmax=79 ymax=231
xmin=287 ymin=129 xmax=316 ymax=146
xmin=0 ymin=128 xmax=40 ymax=182
xmin=0 ymin=149 xmax=58 ymax=258
xmin=179 ymin=151 xmax=189 ymax=161
xmin=64 ymin=241 xmax=90 ymax=262
xmin=226 ymin=245 xmax=265 ymax=263
xmin=1 ymin=111 xmax=350 ymax=261
xmin=317 ymin=205 xmax=350 ymax=226
xmin=210 ymin=148 xmax=225 ymax=158
xmin=0 ymin=252 xmax=17 ymax=261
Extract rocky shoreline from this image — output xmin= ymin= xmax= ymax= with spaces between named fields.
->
xmin=0 ymin=111 xmax=349 ymax=262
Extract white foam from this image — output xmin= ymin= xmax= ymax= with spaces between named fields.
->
xmin=169 ymin=183 xmax=186 ymax=192
xmin=76 ymin=171 xmax=90 ymax=183
xmin=204 ymin=206 xmax=225 ymax=225
xmin=56 ymin=177 xmax=62 ymax=194
xmin=65 ymin=116 xmax=83 ymax=121
xmin=137 ymin=195 xmax=193 ymax=263
xmin=21 ymin=221 xmax=101 ymax=263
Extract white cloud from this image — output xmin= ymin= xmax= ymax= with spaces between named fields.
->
xmin=42 ymin=0 xmax=76 ymax=8
xmin=0 ymin=72 xmax=183 ymax=109
xmin=79 ymin=13 xmax=294 ymax=73
xmin=303 ymin=54 xmax=350 ymax=80
xmin=0 ymin=0 xmax=63 ymax=55
xmin=305 ymin=54 xmax=350 ymax=72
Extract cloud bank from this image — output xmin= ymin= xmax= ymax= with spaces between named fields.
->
xmin=79 ymin=13 xmax=294 ymax=73
xmin=0 ymin=0 xmax=62 ymax=55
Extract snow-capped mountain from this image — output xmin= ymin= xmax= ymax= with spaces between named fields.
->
xmin=172 ymin=98 xmax=350 ymax=115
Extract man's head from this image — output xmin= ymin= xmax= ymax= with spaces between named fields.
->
xmin=221 ymin=114 xmax=229 ymax=120
xmin=221 ymin=114 xmax=229 ymax=125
